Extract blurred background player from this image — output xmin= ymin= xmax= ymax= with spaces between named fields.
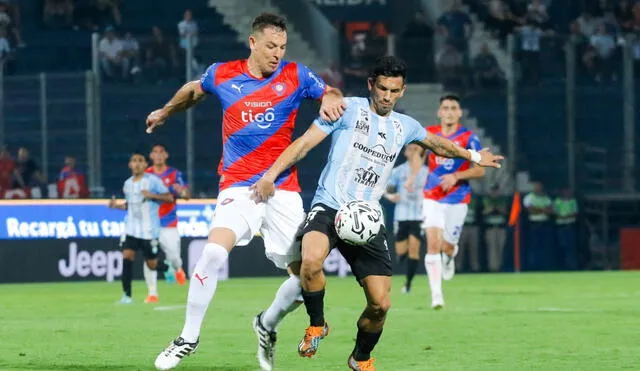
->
xmin=422 ymin=94 xmax=485 ymax=310
xmin=384 ymin=143 xmax=428 ymax=294
xmin=146 ymin=144 xmax=190 ymax=285
xmin=251 ymin=56 xmax=502 ymax=371
xmin=108 ymin=152 xmax=173 ymax=304
xmin=147 ymin=12 xmax=345 ymax=371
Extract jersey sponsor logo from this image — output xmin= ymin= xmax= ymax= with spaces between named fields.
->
xmin=354 ymin=166 xmax=380 ymax=187
xmin=435 ymin=156 xmax=455 ymax=170
xmin=244 ymin=101 xmax=273 ymax=108
xmin=355 ymin=108 xmax=370 ymax=134
xmin=308 ymin=71 xmax=326 ymax=90
xmin=352 ymin=142 xmax=397 ymax=163
xmin=231 ymin=83 xmax=244 ymax=94
xmin=241 ymin=108 xmax=276 ymax=128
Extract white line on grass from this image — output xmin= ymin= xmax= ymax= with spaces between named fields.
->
xmin=154 ymin=305 xmax=186 ymax=311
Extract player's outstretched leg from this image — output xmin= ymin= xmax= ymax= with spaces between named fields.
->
xmin=253 ymin=267 xmax=303 ymax=371
xmin=298 ymin=232 xmax=331 ymax=358
xmin=154 ymin=228 xmax=233 ymax=370
xmin=425 ymin=228 xmax=444 ymax=309
xmin=143 ymin=259 xmax=159 ymax=303
xmin=347 ymin=275 xmax=391 ymax=371
xmin=119 ymin=248 xmax=135 ymax=304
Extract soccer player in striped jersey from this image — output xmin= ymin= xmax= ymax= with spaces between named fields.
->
xmin=146 ymin=144 xmax=190 ymax=287
xmin=108 ymin=152 xmax=174 ymax=304
xmin=147 ymin=13 xmax=345 ymax=371
xmin=251 ymin=56 xmax=502 ymax=370
xmin=422 ymin=94 xmax=485 ymax=310
xmin=384 ymin=143 xmax=428 ymax=294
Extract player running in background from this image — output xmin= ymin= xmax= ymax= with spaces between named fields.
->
xmin=422 ymin=94 xmax=486 ymax=310
xmin=146 ymin=144 xmax=190 ymax=289
xmin=147 ymin=13 xmax=345 ymax=371
xmin=384 ymin=143 xmax=428 ymax=294
xmin=108 ymin=152 xmax=173 ymax=304
xmin=251 ymin=56 xmax=502 ymax=370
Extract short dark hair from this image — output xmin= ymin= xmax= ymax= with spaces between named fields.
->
xmin=368 ymin=56 xmax=407 ymax=82
xmin=130 ymin=151 xmax=146 ymax=159
xmin=252 ymin=12 xmax=287 ymax=33
xmin=151 ymin=143 xmax=167 ymax=151
xmin=439 ymin=93 xmax=461 ymax=104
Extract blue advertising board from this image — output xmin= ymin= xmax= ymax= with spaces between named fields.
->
xmin=0 ymin=199 xmax=217 ymax=240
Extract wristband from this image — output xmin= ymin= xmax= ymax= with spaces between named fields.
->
xmin=468 ymin=149 xmax=481 ymax=164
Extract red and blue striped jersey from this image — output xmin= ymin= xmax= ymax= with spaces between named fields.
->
xmin=200 ymin=59 xmax=327 ymax=192
xmin=145 ymin=166 xmax=186 ymax=227
xmin=423 ymin=124 xmax=481 ymax=204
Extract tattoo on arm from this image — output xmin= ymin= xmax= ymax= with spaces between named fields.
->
xmin=423 ymin=134 xmax=469 ymax=159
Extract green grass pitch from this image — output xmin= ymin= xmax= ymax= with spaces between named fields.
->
xmin=1 ymin=272 xmax=639 ymax=370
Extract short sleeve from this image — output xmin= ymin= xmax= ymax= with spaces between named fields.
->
xmin=467 ymin=133 xmax=481 ymax=151
xmin=200 ymin=63 xmax=218 ymax=95
xmin=313 ymin=115 xmax=344 ymax=134
xmin=298 ymin=63 xmax=327 ymax=100
xmin=151 ymin=175 xmax=169 ymax=194
xmin=404 ymin=118 xmax=427 ymax=145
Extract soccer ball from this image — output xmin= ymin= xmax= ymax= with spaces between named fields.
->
xmin=335 ymin=200 xmax=383 ymax=245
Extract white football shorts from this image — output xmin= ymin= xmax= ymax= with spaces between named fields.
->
xmin=422 ymin=198 xmax=468 ymax=245
xmin=209 ymin=186 xmax=305 ymax=269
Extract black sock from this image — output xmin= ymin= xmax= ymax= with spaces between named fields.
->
xmin=406 ymin=258 xmax=419 ymax=288
xmin=302 ymin=289 xmax=325 ymax=327
xmin=156 ymin=260 xmax=168 ymax=273
xmin=122 ymin=259 xmax=133 ymax=297
xmin=352 ymin=327 xmax=383 ymax=361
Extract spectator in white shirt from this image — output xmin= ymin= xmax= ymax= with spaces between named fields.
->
xmin=178 ymin=9 xmax=198 ymax=50
xmin=585 ymin=24 xmax=617 ymax=82
xmin=98 ymin=26 xmax=128 ymax=81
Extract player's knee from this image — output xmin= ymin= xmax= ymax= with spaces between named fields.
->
xmin=123 ymin=249 xmax=135 ymax=260
xmin=367 ymin=297 xmax=391 ymax=320
xmin=146 ymin=259 xmax=157 ymax=270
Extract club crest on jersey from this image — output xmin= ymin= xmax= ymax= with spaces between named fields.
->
xmin=272 ymin=82 xmax=286 ymax=96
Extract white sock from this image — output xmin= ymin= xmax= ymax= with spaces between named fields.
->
xmin=167 ymin=249 xmax=183 ymax=270
xmin=261 ymin=275 xmax=303 ymax=332
xmin=425 ymin=254 xmax=443 ymax=298
xmin=143 ymin=263 xmax=158 ymax=296
xmin=180 ymin=243 xmax=229 ymax=343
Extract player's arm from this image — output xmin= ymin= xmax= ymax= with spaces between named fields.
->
xmin=146 ymin=80 xmax=207 ymax=133
xmin=108 ymin=196 xmax=127 ymax=210
xmin=319 ymin=86 xmax=346 ymax=122
xmin=419 ymin=132 xmax=503 ymax=167
xmin=251 ymin=125 xmax=329 ymax=202
xmin=142 ymin=190 xmax=174 ymax=203
xmin=173 ymin=171 xmax=191 ymax=200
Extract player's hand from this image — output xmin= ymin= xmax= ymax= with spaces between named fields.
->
xmin=385 ymin=193 xmax=401 ymax=203
xmin=141 ymin=190 xmax=154 ymax=199
xmin=108 ymin=196 xmax=117 ymax=208
xmin=440 ymin=173 xmax=458 ymax=192
xmin=172 ymin=184 xmax=189 ymax=199
xmin=250 ymin=177 xmax=276 ymax=203
xmin=477 ymin=148 xmax=504 ymax=168
xmin=403 ymin=175 xmax=416 ymax=192
xmin=146 ymin=108 xmax=169 ymax=134
xmin=319 ymin=94 xmax=346 ymax=122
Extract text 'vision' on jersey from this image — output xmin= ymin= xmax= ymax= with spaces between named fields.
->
xmin=423 ymin=124 xmax=481 ymax=204
xmin=200 ymin=59 xmax=327 ymax=192
xmin=123 ymin=173 xmax=169 ymax=240
xmin=145 ymin=166 xmax=187 ymax=228
xmin=311 ymin=97 xmax=427 ymax=211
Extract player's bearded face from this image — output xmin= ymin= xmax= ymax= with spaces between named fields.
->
xmin=368 ymin=76 xmax=405 ymax=116
xmin=438 ymin=100 xmax=462 ymax=125
xmin=250 ymin=27 xmax=287 ymax=75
